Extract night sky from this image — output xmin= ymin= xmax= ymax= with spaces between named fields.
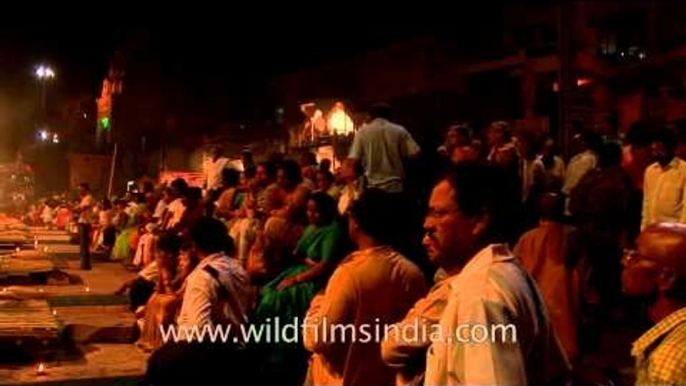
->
xmin=0 ymin=9 xmax=498 ymax=158
xmin=1 ymin=25 xmax=441 ymax=98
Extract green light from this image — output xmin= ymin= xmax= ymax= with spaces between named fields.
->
xmin=100 ymin=117 xmax=110 ymax=130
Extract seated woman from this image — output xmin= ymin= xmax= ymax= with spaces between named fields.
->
xmin=337 ymin=158 xmax=367 ymax=216
xmin=112 ymin=200 xmax=137 ymax=262
xmin=54 ymin=205 xmax=72 ymax=231
xmin=214 ymin=168 xmax=243 ymax=224
xmin=136 ymin=234 xmax=197 ymax=352
xmin=247 ymin=159 xmax=311 ymax=282
xmin=229 ymin=190 xmax=261 ymax=267
xmin=92 ymin=199 xmax=115 ymax=255
xmin=315 ymin=170 xmax=340 ymax=202
xmin=132 ymin=223 xmax=160 ymax=268
xmin=172 ymin=187 xmax=204 ymax=241
xmin=252 ymin=192 xmax=345 ymax=384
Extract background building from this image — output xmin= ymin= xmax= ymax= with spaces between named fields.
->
xmin=269 ymin=3 xmax=686 ymax=155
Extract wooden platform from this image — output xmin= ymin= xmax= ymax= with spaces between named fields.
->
xmin=0 ymin=255 xmax=146 ymax=385
xmin=34 ymin=245 xmax=78 ymax=255
xmin=0 ymin=259 xmax=57 ymax=277
xmin=2 ymin=251 xmax=69 ymax=270
xmin=0 ymin=300 xmax=60 ymax=340
xmin=0 ymin=231 xmax=30 ymax=244
xmin=0 ymin=299 xmax=62 ymax=363
xmin=27 ymin=227 xmax=65 ymax=234
xmin=54 ymin=305 xmax=136 ymax=344
xmin=34 ymin=235 xmax=71 ymax=244
xmin=0 ymin=255 xmax=72 ymax=286
xmin=7 ymin=246 xmax=86 ymax=262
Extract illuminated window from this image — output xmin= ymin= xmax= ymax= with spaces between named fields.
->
xmin=327 ymin=103 xmax=355 ymax=135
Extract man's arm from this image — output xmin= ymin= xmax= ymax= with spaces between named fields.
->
xmin=381 ymin=281 xmax=449 ymax=367
xmin=73 ymin=196 xmax=92 ymax=213
xmin=347 ymin=132 xmax=363 ymax=161
xmin=402 ymin=130 xmax=421 ymax=160
xmin=302 ymin=266 xmax=356 ymax=354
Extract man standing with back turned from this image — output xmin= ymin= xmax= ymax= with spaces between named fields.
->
xmin=347 ymin=103 xmax=420 ymax=194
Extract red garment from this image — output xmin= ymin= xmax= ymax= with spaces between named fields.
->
xmin=514 ymin=222 xmax=580 ymax=362
xmin=55 ymin=208 xmax=72 ymax=229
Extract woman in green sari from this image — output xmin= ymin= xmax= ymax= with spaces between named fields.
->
xmin=253 ymin=191 xmax=346 ymax=385
xmin=255 ymin=191 xmax=344 ymax=319
xmin=111 ymin=200 xmax=137 ymax=262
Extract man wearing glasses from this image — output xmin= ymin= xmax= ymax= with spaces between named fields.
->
xmin=383 ymin=162 xmax=570 ymax=385
xmin=623 ymin=223 xmax=686 ymax=385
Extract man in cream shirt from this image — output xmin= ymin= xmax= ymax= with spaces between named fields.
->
xmin=416 ymin=163 xmax=569 ymax=385
xmin=642 ymin=128 xmax=686 ymax=230
xmin=348 ymin=103 xmax=420 ymax=194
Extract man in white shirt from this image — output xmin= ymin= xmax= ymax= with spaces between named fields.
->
xmin=144 ymin=217 xmax=252 ymax=385
xmin=204 ymin=146 xmax=229 ymax=215
xmin=115 ymin=232 xmax=180 ymax=313
xmin=204 ymin=146 xmax=229 ymax=192
xmin=562 ymin=132 xmax=600 ymax=215
xmin=162 ymin=179 xmax=188 ymax=231
xmin=348 ymin=103 xmax=420 ymax=194
xmin=642 ymin=128 xmax=686 ymax=230
xmin=152 ymin=187 xmax=173 ymax=223
xmin=175 ymin=217 xmax=251 ymax=335
xmin=414 ymin=162 xmax=570 ymax=385
xmin=74 ymin=183 xmax=94 ymax=270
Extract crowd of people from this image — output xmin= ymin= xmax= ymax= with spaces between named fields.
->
xmin=44 ymin=103 xmax=686 ymax=385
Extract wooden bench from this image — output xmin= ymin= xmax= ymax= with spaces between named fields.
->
xmin=0 ymin=299 xmax=62 ymax=362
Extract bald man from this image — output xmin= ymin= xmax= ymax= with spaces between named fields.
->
xmin=622 ymin=223 xmax=686 ymax=385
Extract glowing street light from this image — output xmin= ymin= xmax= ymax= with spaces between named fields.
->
xmin=35 ymin=65 xmax=55 ymax=80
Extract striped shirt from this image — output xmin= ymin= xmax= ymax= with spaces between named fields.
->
xmin=424 ymin=244 xmax=570 ymax=386
xmin=176 ymin=253 xmax=251 ymax=342
xmin=632 ymin=307 xmax=686 ymax=385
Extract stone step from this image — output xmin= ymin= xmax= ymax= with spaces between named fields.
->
xmin=53 ymin=305 xmax=136 ymax=344
xmin=0 ymin=343 xmax=148 ymax=385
